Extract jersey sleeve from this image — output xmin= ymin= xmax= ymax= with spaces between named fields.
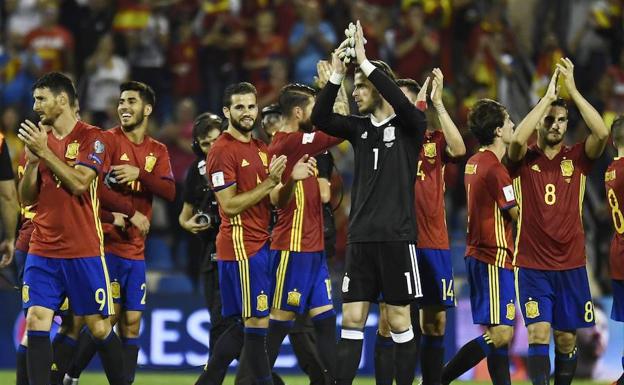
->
xmin=75 ymin=130 xmax=106 ymax=174
xmin=485 ymin=162 xmax=516 ymax=210
xmin=311 ymin=81 xmax=359 ymax=142
xmin=0 ymin=140 xmax=14 ymax=181
xmin=138 ymin=144 xmax=176 ymax=201
xmin=207 ymin=143 xmax=237 ymax=191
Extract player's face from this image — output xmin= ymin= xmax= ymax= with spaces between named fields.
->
xmin=539 ymin=106 xmax=568 ymax=146
xmin=262 ymin=113 xmax=282 ymax=142
xmin=118 ymin=90 xmax=147 ymax=131
xmin=33 ymin=87 xmax=62 ymax=125
xmin=198 ymin=128 xmax=221 ymax=155
xmin=353 ymin=72 xmax=381 ymax=114
xmin=225 ymin=93 xmax=258 ymax=133
xmin=298 ymin=96 xmax=315 ymax=133
xmin=500 ymin=111 xmax=515 ymax=144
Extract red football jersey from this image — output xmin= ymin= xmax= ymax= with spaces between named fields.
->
xmin=15 ymin=154 xmax=36 ymax=253
xmin=414 ymin=130 xmax=450 ymax=250
xmin=269 ymin=130 xmax=342 ymax=252
xmin=605 ymin=157 xmax=624 ymax=280
xmin=207 ymin=133 xmax=271 ymax=261
xmin=29 ymin=121 xmax=106 ymax=259
xmin=101 ymin=127 xmax=175 ymax=260
xmin=509 ymin=142 xmax=593 ymax=270
xmin=464 ymin=149 xmax=516 ymax=269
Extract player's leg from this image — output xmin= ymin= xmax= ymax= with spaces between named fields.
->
xmin=50 ymin=309 xmax=80 ymax=385
xmin=16 ymin=333 xmax=28 ymax=385
xmin=22 ymin=255 xmax=65 ymax=385
xmin=289 ymin=314 xmax=329 ymax=385
xmin=420 ymin=306 xmax=446 ymax=385
xmin=551 ymin=267 xmax=595 ymax=385
xmin=267 ymin=250 xmax=297 ymax=368
xmin=611 ymin=279 xmax=624 ymax=385
xmin=517 ymin=267 xmax=555 ymax=385
xmin=337 ymin=301 xmax=370 ymax=385
xmin=374 ymin=302 xmax=395 ymax=385
xmin=119 ymin=311 xmax=142 ymax=384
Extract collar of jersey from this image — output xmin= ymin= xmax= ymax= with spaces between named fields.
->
xmin=370 ymin=113 xmax=396 ymax=127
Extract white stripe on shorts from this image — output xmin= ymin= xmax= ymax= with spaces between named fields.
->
xmin=409 ymin=243 xmax=422 ymax=298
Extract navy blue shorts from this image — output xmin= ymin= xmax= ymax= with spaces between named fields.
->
xmin=415 ymin=248 xmax=455 ymax=308
xmin=466 ymin=256 xmax=516 ymax=326
xmin=612 ymin=280 xmax=624 ymax=322
xmin=22 ymin=254 xmax=113 ymax=316
xmin=218 ymin=243 xmax=272 ymax=319
xmin=516 ymin=266 xmax=595 ymax=330
xmin=105 ymin=253 xmax=147 ymax=311
xmin=270 ymin=250 xmax=333 ymax=314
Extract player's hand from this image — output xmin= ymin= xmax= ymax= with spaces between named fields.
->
xmin=354 ymin=20 xmax=367 ymax=65
xmin=111 ymin=164 xmax=140 ymax=184
xmin=316 ymin=60 xmax=332 ymax=88
xmin=181 ymin=214 xmax=211 ymax=234
xmin=555 ymin=57 xmax=577 ymax=94
xmin=112 ymin=212 xmax=128 ymax=230
xmin=268 ymin=155 xmax=288 ymax=184
xmin=416 ymin=76 xmax=431 ymax=105
xmin=129 ymin=211 xmax=150 ymax=236
xmin=430 ymin=68 xmax=444 ymax=106
xmin=18 ymin=120 xmax=48 ymax=157
xmin=24 ymin=145 xmax=40 ymax=164
xmin=0 ymin=239 xmax=15 ymax=268
xmin=544 ymin=68 xmax=560 ymax=102
xmin=331 ymin=48 xmax=347 ymax=75
xmin=291 ymin=154 xmax=317 ymax=181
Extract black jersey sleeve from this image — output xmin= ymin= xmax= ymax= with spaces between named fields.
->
xmin=311 ymin=81 xmax=357 ymax=142
xmin=0 ymin=141 xmax=14 ymax=181
xmin=367 ymin=68 xmax=427 ymax=142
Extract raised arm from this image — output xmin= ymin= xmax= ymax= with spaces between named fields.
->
xmin=508 ymin=70 xmax=559 ymax=162
xmin=430 ymin=68 xmax=466 ymax=158
xmin=556 ymin=58 xmax=610 ymax=160
xmin=18 ymin=147 xmax=40 ymax=206
xmin=270 ymin=155 xmax=317 ymax=209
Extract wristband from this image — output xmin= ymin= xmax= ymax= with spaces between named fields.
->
xmin=329 ymin=72 xmax=344 ymax=85
xmin=360 ymin=60 xmax=376 ymax=77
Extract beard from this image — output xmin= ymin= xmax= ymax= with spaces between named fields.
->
xmin=544 ymin=131 xmax=564 ymax=146
xmin=299 ymin=118 xmax=313 ymax=133
xmin=231 ymin=116 xmax=256 ymax=133
xmin=121 ymin=111 xmax=145 ymax=132
xmin=358 ymin=91 xmax=383 ymax=115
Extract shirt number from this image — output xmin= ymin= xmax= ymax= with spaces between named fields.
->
xmin=608 ymin=188 xmax=624 ymax=234
xmin=416 ymin=160 xmax=425 ymax=180
xmin=441 ymin=278 xmax=454 ymax=300
xmin=544 ymin=183 xmax=556 ymax=205
xmin=95 ymin=288 xmax=106 ymax=311
xmin=373 ymin=148 xmax=379 ymax=170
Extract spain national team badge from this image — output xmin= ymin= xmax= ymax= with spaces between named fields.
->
xmin=287 ymin=290 xmax=301 ymax=307
xmin=560 ymin=159 xmax=574 ymax=177
xmin=22 ymin=285 xmax=29 ymax=303
xmin=111 ymin=281 xmax=121 ymax=299
xmin=144 ymin=154 xmax=157 ymax=172
xmin=606 ymin=169 xmax=616 ymax=182
xmin=65 ymin=141 xmax=79 ymax=159
xmin=424 ymin=142 xmax=437 ymax=158
xmin=257 ymin=293 xmax=269 ymax=312
xmin=525 ymin=300 xmax=540 ymax=319
xmin=506 ymin=303 xmax=516 ymax=320
xmin=60 ymin=297 xmax=69 ymax=311
xmin=258 ymin=151 xmax=268 ymax=167
xmin=465 ymin=164 xmax=477 ymax=175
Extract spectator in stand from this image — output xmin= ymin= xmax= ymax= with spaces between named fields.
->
xmin=0 ymin=107 xmax=24 ymax=172
xmin=393 ymin=2 xmax=439 ymax=82
xmin=289 ymin=0 xmax=336 ymax=85
xmin=4 ymin=0 xmax=42 ymax=40
xmin=531 ymin=33 xmax=566 ymax=105
xmin=84 ymin=33 xmax=129 ymax=128
xmin=0 ymin=31 xmax=43 ymax=110
xmin=24 ymin=1 xmax=74 ymax=74
xmin=168 ymin=19 xmax=202 ymax=104
xmin=600 ymin=51 xmax=624 ymax=125
xmin=243 ymin=10 xmax=286 ymax=93
xmin=257 ymin=58 xmax=290 ymax=108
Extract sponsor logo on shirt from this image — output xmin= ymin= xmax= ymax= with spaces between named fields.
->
xmin=211 ymin=171 xmax=225 ymax=187
xmin=144 ymin=154 xmax=157 ymax=172
xmin=120 ymin=153 xmax=130 ymax=161
xmin=503 ymin=185 xmax=515 ymax=202
xmin=302 ymin=132 xmax=316 ymax=144
xmin=531 ymin=164 xmax=541 ymax=172
xmin=241 ymin=159 xmax=249 ymax=167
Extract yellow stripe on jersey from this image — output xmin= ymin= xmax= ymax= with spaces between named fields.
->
xmin=232 ymin=215 xmax=248 ymax=261
xmin=272 ymin=251 xmax=290 ymax=309
xmin=238 ymin=259 xmax=251 ymax=318
xmin=488 ymin=264 xmax=500 ymax=324
xmin=512 ymin=177 xmax=522 ymax=266
xmin=90 ymin=178 xmax=114 ymax=315
xmin=289 ymin=182 xmax=305 ymax=252
xmin=579 ymin=174 xmax=586 ymax=220
xmin=493 ymin=204 xmax=503 ymax=268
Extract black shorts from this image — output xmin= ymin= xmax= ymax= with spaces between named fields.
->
xmin=341 ymin=242 xmax=422 ymax=305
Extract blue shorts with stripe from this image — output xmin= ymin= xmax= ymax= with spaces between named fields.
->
xmin=516 ymin=266 xmax=595 ymax=330
xmin=415 ymin=248 xmax=455 ymax=308
xmin=22 ymin=254 xmax=114 ymax=316
xmin=612 ymin=280 xmax=624 ymax=322
xmin=465 ymin=256 xmax=516 ymax=326
xmin=105 ymin=253 xmax=146 ymax=311
xmin=270 ymin=250 xmax=333 ymax=314
xmin=218 ymin=243 xmax=273 ymax=319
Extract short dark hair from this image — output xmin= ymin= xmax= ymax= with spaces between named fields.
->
xmin=613 ymin=115 xmax=624 ymax=146
xmin=355 ymin=60 xmax=396 ymax=81
xmin=396 ymin=78 xmax=421 ymax=97
xmin=468 ymin=99 xmax=507 ymax=146
xmin=550 ymin=97 xmax=568 ymax=111
xmin=32 ymin=72 xmax=78 ymax=107
xmin=279 ymin=83 xmax=316 ymax=118
xmin=193 ymin=112 xmax=223 ymax=140
xmin=262 ymin=103 xmax=281 ymax=116
xmin=120 ymin=81 xmax=156 ymax=107
xmin=223 ymin=82 xmax=257 ymax=107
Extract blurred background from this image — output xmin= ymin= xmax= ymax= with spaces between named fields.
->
xmin=0 ymin=0 xmax=623 ymax=380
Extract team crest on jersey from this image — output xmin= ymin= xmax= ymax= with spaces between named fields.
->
xmin=144 ymin=154 xmax=157 ymax=172
xmin=606 ymin=169 xmax=616 ymax=182
xmin=560 ymin=159 xmax=574 ymax=177
xmin=383 ymin=126 xmax=395 ymax=146
xmin=257 ymin=293 xmax=269 ymax=311
xmin=287 ymin=290 xmax=301 ymax=306
xmin=506 ymin=303 xmax=516 ymax=320
xmin=423 ymin=142 xmax=437 ymax=158
xmin=60 ymin=297 xmax=69 ymax=311
xmin=342 ymin=275 xmax=350 ymax=293
xmin=111 ymin=281 xmax=121 ymax=299
xmin=525 ymin=300 xmax=540 ymax=319
xmin=65 ymin=141 xmax=79 ymax=159
xmin=22 ymin=285 xmax=29 ymax=303
xmin=465 ymin=164 xmax=477 ymax=175
xmin=258 ymin=152 xmax=268 ymax=167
